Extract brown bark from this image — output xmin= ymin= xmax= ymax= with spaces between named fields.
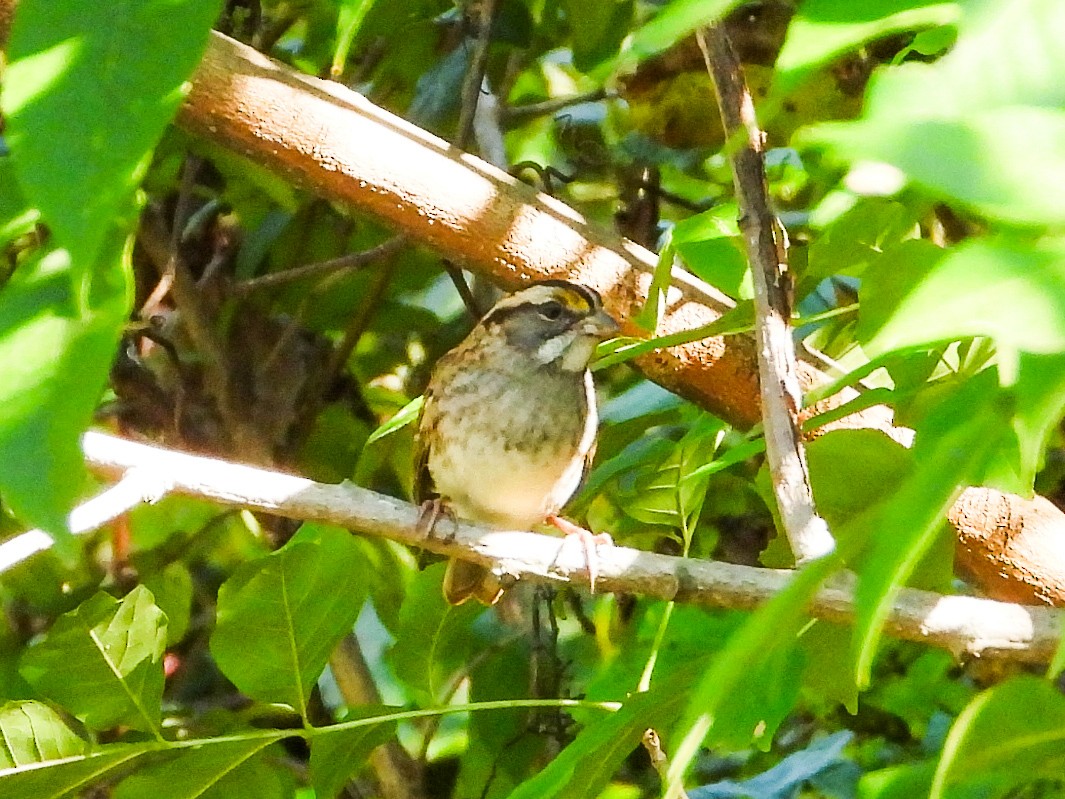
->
xmin=1 ymin=3 xmax=1062 ymax=607
xmin=171 ymin=32 xmax=1065 ymax=607
xmin=951 ymin=488 xmax=1065 ymax=606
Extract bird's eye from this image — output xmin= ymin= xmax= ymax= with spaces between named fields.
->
xmin=539 ymin=300 xmax=564 ymax=321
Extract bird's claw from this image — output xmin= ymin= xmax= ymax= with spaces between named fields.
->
xmin=548 ymin=514 xmax=613 ymax=593
xmin=417 ymin=498 xmax=457 ymax=541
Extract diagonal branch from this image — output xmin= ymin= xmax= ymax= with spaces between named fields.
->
xmin=697 ymin=25 xmax=833 ymax=564
xmin=77 ymin=431 xmax=1062 ymax=665
xmin=0 ymin=2 xmax=1061 ymax=603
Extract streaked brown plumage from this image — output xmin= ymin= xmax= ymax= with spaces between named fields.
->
xmin=414 ymin=280 xmax=618 ymax=604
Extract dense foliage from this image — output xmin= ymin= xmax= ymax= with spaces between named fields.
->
xmin=2 ymin=0 xmax=1065 ymax=797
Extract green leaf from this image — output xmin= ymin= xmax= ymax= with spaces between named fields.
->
xmin=875 ymin=651 xmax=973 ymax=741
xmin=591 ymin=301 xmax=756 ymax=372
xmin=670 ymin=205 xmax=750 ymax=300
xmin=798 ymin=622 xmax=858 ymax=713
xmin=807 ymin=429 xmax=913 ymax=529
xmin=0 ymin=158 xmax=37 ymax=250
xmin=859 ymin=238 xmax=1065 ymax=355
xmin=309 ymin=710 xmax=397 ymax=799
xmin=859 ymin=761 xmax=937 ymax=799
xmin=804 ymin=197 xmax=918 ymax=285
xmin=0 ymin=744 xmax=153 ymax=799
xmin=930 ymin=676 xmax=1065 ymax=798
xmin=1012 ymin=352 xmax=1065 ymax=490
xmin=804 ymin=109 xmax=1065 ymax=226
xmin=774 ymin=0 xmax=961 ymax=93
xmin=0 ymin=701 xmax=87 ymax=769
xmin=850 ymin=371 xmax=1014 ymax=686
xmin=623 ymin=415 xmax=724 ymax=543
xmin=141 ymin=562 xmax=194 ymax=646
xmin=332 ymin=0 xmax=377 ymax=78
xmin=210 ymin=524 xmax=367 ymax=719
xmin=798 ymin=0 xmax=1065 ymax=225
xmin=19 ymin=586 xmax=167 ymax=735
xmin=625 ymin=0 xmax=741 ymax=61
xmin=3 ymin=0 xmax=223 ymax=264
xmin=0 ymin=242 xmax=130 ymax=537
xmin=387 ymin=563 xmax=483 ymax=705
xmin=505 ymin=670 xmax=692 ymax=799
xmin=666 ymin=557 xmax=841 ymax=790
xmin=561 ymin=0 xmax=633 ymax=72
xmin=366 ymin=395 xmax=423 ymax=446
xmin=864 ymin=0 xmax=1065 ymax=117
xmin=633 ymin=233 xmax=674 ymax=332
xmin=113 ymin=738 xmax=278 ymax=799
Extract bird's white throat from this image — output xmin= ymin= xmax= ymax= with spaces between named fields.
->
xmin=536 ymin=331 xmax=596 ymax=371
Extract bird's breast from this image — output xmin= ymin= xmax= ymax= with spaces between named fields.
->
xmin=426 ymin=370 xmax=596 ymax=530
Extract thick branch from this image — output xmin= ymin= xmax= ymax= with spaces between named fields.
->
xmin=0 ymin=2 xmax=1061 ymax=604
xmin=79 ymin=431 xmax=1062 ymax=665
xmin=698 ymin=26 xmax=833 ymax=564
xmin=175 ymin=30 xmax=772 ymax=427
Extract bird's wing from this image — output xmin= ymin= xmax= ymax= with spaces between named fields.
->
xmin=411 ymin=389 xmax=437 ymax=504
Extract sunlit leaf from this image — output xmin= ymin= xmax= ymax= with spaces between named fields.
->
xmin=670 ymin=205 xmax=749 ymax=300
xmin=850 ymin=371 xmax=1017 ymax=686
xmin=366 ymin=395 xmax=423 ymax=446
xmin=3 ymin=0 xmax=223 ymax=263
xmin=0 ymin=743 xmax=152 ymax=799
xmin=804 ymin=109 xmax=1065 ymax=226
xmin=20 ymin=586 xmax=167 ymax=734
xmin=332 ymin=0 xmax=377 ymax=78
xmin=141 ymin=562 xmax=194 ymax=646
xmin=859 ymin=239 xmax=1065 ymax=355
xmin=798 ymin=0 xmax=1065 ymax=225
xmin=0 ymin=701 xmax=87 ymax=769
xmin=774 ymin=0 xmax=961 ymax=93
xmin=625 ymin=0 xmax=741 ymax=61
xmin=0 ymin=242 xmax=129 ymax=537
xmin=667 ymin=557 xmax=841 ymax=791
xmin=930 ymin=676 xmax=1065 ymax=798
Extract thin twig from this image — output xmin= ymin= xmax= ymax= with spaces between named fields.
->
xmin=449 ymin=0 xmax=503 ymax=317
xmin=455 ymin=0 xmax=501 ymax=151
xmin=78 ymin=431 xmax=1064 ymax=665
xmin=697 ymin=26 xmax=834 ymax=564
xmin=442 ymin=259 xmax=484 ymax=319
xmin=141 ymin=157 xmax=201 ymax=316
xmin=142 ymin=205 xmax=271 ymax=463
xmin=234 ymin=235 xmax=407 ymax=295
xmin=503 ymin=89 xmax=613 ymax=122
xmin=642 ymin=729 xmax=691 ymax=799
xmin=285 ymin=249 xmax=401 ymax=451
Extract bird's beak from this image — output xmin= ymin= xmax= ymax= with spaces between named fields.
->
xmin=582 ymin=309 xmax=620 ymax=339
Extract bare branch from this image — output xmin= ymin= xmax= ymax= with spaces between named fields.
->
xmin=697 ymin=26 xmax=834 ymax=564
xmin=234 ymin=235 xmax=407 ymax=295
xmin=0 ymin=469 xmax=170 ymax=572
xmin=79 ymin=431 xmax=1063 ymax=665
xmin=0 ymin=3 xmax=1061 ymax=604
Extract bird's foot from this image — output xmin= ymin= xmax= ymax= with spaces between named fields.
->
xmin=417 ymin=498 xmax=457 ymax=541
xmin=547 ymin=514 xmax=613 ymax=593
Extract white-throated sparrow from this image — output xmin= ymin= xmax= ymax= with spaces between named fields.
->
xmin=414 ymin=279 xmax=619 ymax=605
